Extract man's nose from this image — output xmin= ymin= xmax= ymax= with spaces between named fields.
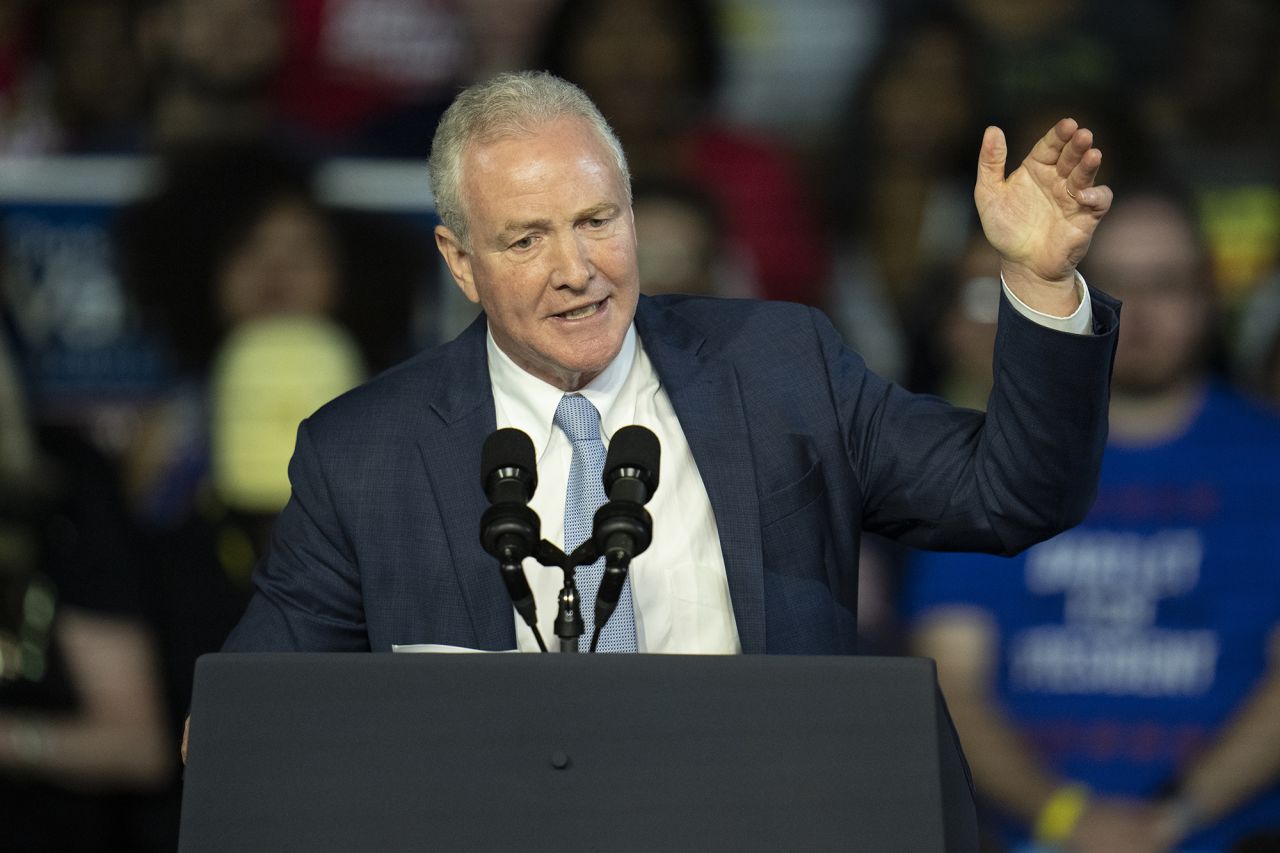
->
xmin=551 ymin=233 xmax=594 ymax=290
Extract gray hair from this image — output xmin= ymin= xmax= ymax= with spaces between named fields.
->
xmin=427 ymin=71 xmax=631 ymax=247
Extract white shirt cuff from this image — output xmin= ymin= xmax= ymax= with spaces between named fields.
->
xmin=1000 ymin=273 xmax=1093 ymax=335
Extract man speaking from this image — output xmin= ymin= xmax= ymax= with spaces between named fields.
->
xmin=220 ymin=71 xmax=1118 ymax=658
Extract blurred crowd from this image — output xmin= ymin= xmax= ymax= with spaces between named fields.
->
xmin=2 ymin=0 xmax=1280 ymax=850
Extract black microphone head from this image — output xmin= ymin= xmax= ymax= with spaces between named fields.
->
xmin=481 ymin=428 xmax=537 ymax=502
xmin=603 ymin=425 xmax=660 ymax=502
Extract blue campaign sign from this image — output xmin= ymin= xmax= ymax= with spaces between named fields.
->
xmin=1 ymin=154 xmax=444 ymax=416
xmin=2 ymin=197 xmax=171 ymax=408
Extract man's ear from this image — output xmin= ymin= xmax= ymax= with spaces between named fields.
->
xmin=434 ymin=225 xmax=479 ymax=304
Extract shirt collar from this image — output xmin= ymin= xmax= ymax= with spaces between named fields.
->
xmin=487 ymin=323 xmax=637 ymax=456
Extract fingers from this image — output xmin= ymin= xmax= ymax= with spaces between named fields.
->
xmin=1064 ymin=145 xmax=1100 ymax=195
xmin=1031 ymin=119 xmax=1102 ymax=190
xmin=1028 ymin=117 xmax=1079 ymax=165
xmin=1073 ymin=182 xmax=1114 ymax=214
xmin=1056 ymin=127 xmax=1093 ymax=178
xmin=1036 ymin=118 xmax=1105 ymax=214
xmin=1064 ymin=144 xmax=1109 ymax=212
xmin=975 ymin=125 xmax=1008 ymax=194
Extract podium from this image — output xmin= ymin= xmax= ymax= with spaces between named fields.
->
xmin=179 ymin=653 xmax=977 ymax=852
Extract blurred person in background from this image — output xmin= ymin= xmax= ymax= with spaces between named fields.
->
xmin=631 ymin=179 xmax=751 ymax=299
xmin=146 ymin=314 xmax=364 ymax=787
xmin=34 ymin=0 xmax=148 ymax=152
xmin=1 ymin=264 xmax=174 ymax=851
xmin=537 ymin=0 xmax=829 ymax=307
xmin=116 ymin=147 xmax=361 ymax=504
xmin=825 ymin=8 xmax=984 ymax=383
xmin=136 ymin=0 xmax=317 ymax=152
xmin=1142 ymin=0 xmax=1280 ymax=312
xmin=1233 ymin=271 xmax=1280 ymax=409
xmin=850 ymin=224 xmax=1004 ymax=659
xmin=118 ymin=146 xmax=346 ymax=525
xmin=902 ymin=186 xmax=1280 ymax=852
xmin=456 ymin=0 xmax=558 ymax=81
xmin=921 ymin=228 xmax=1004 ymax=411
xmin=0 ymin=0 xmax=56 ymax=153
xmin=713 ymin=0 xmax=884 ymax=165
xmin=117 ymin=145 xmax=421 ymax=521
xmin=272 ymin=0 xmax=470 ymax=156
xmin=0 ymin=0 xmax=147 ymax=154
xmin=954 ymin=0 xmax=1169 ymax=124
xmin=115 ymin=145 xmax=367 ymax=776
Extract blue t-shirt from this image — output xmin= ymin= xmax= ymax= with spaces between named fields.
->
xmin=902 ymin=381 xmax=1280 ymax=851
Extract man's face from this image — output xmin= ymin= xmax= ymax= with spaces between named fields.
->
xmin=436 ymin=116 xmax=639 ymax=391
xmin=1086 ymin=199 xmax=1213 ymax=396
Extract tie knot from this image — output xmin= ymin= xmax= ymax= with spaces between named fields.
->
xmin=554 ymin=394 xmax=602 ymax=445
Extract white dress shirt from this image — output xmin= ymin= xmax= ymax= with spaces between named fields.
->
xmin=489 ymin=326 xmax=741 ymax=653
xmin=489 ymin=280 xmax=1092 ymax=653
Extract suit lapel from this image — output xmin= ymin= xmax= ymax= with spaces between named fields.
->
xmin=417 ymin=315 xmax=516 ymax=650
xmin=636 ymin=298 xmax=766 ymax=653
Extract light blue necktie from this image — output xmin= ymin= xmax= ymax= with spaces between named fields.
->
xmin=554 ymin=394 xmax=637 ymax=652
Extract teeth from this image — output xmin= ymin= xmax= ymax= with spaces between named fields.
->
xmin=561 ymin=302 xmax=599 ymax=320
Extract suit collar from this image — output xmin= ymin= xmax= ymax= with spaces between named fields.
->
xmin=427 ymin=313 xmax=492 ymax=426
xmin=635 ymin=297 xmax=766 ymax=653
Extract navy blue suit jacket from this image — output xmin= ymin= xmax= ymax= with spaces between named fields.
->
xmin=224 ymin=292 xmax=1119 ymax=655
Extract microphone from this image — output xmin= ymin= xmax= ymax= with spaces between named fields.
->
xmin=603 ymin=425 xmax=660 ymax=509
xmin=590 ymin=426 xmax=660 ymax=650
xmin=481 ymin=428 xmax=538 ymax=510
xmin=480 ymin=429 xmax=546 ymax=651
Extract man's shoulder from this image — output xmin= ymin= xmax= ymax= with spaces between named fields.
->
xmin=304 ymin=320 xmax=485 ymax=440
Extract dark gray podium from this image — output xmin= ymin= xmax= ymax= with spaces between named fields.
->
xmin=179 ymin=653 xmax=977 ymax=852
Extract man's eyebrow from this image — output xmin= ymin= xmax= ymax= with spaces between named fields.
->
xmin=496 ymin=203 xmax=621 ymax=240
xmin=578 ymin=202 xmax=620 ymax=220
xmin=498 ymin=217 xmax=552 ymax=238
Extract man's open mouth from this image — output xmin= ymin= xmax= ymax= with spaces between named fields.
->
xmin=556 ymin=299 xmax=605 ymax=320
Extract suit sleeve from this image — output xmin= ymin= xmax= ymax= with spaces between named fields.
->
xmin=833 ymin=287 xmax=1119 ymax=555
xmin=222 ymin=419 xmax=371 ymax=651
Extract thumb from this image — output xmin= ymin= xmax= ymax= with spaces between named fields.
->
xmin=975 ymin=126 xmax=1007 ymax=194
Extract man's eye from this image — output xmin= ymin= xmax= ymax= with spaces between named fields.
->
xmin=510 ymin=235 xmax=535 ymax=250
xmin=586 ymin=218 xmax=609 ymax=229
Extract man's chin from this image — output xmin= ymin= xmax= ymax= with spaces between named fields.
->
xmin=532 ymin=339 xmax=626 ymax=391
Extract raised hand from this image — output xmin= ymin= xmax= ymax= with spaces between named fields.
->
xmin=975 ymin=118 xmax=1113 ymax=315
